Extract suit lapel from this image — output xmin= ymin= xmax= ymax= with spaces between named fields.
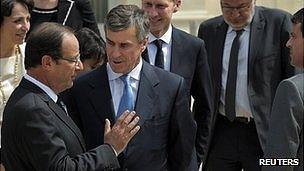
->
xmin=248 ymin=7 xmax=265 ymax=78
xmin=20 ymin=78 xmax=86 ymax=151
xmin=135 ymin=62 xmax=159 ymax=126
xmin=88 ymin=66 xmax=116 ymax=124
xmin=48 ymin=100 xmax=86 ymax=151
xmin=171 ymin=27 xmax=184 ymax=74
xmin=57 ymin=0 xmax=72 ymax=25
xmin=213 ymin=22 xmax=228 ymax=90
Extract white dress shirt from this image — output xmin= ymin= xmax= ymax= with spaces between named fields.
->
xmin=219 ymin=25 xmax=253 ymax=118
xmin=24 ymin=73 xmax=58 ymax=103
xmin=147 ymin=25 xmax=172 ymax=71
xmin=107 ymin=58 xmax=142 ymax=116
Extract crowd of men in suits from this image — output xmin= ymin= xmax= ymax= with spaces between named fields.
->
xmin=1 ymin=0 xmax=303 ymax=170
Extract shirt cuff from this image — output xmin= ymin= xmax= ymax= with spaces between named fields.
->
xmin=104 ymin=143 xmax=118 ymax=156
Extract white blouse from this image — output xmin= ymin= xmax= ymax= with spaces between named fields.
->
xmin=0 ymin=44 xmax=26 ymax=146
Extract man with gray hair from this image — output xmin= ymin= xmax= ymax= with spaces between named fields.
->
xmin=65 ymin=5 xmax=197 ymax=170
xmin=198 ymin=0 xmax=295 ymax=170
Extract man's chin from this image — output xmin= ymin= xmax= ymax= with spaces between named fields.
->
xmin=64 ymin=82 xmax=74 ymax=91
xmin=225 ymin=19 xmax=249 ymax=30
xmin=150 ymin=27 xmax=164 ymax=37
xmin=16 ymin=39 xmax=25 ymax=45
xmin=231 ymin=23 xmax=247 ymax=30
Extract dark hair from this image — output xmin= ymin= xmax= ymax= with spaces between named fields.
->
xmin=104 ymin=5 xmax=150 ymax=42
xmin=25 ymin=22 xmax=74 ymax=69
xmin=292 ymin=8 xmax=303 ymax=38
xmin=1 ymin=0 xmax=33 ymax=25
xmin=76 ymin=28 xmax=106 ymax=63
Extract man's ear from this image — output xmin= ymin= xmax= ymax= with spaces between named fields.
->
xmin=41 ymin=55 xmax=56 ymax=71
xmin=173 ymin=0 xmax=181 ymax=13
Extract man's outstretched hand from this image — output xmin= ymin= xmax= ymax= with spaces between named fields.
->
xmin=104 ymin=110 xmax=140 ymax=155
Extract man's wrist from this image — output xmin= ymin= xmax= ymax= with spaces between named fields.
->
xmin=104 ymin=143 xmax=118 ymax=156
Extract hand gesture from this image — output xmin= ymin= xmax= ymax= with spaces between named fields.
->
xmin=104 ymin=111 xmax=140 ymax=154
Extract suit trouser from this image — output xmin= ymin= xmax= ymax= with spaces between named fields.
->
xmin=205 ymin=114 xmax=263 ymax=171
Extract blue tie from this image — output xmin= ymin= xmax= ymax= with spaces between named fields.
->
xmin=117 ymin=75 xmax=134 ymax=118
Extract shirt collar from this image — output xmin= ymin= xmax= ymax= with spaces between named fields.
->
xmin=148 ymin=24 xmax=172 ymax=45
xmin=24 ymin=73 xmax=58 ymax=102
xmin=107 ymin=57 xmax=143 ymax=81
xmin=227 ymin=24 xmax=250 ymax=34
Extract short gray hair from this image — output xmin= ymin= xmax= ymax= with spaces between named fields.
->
xmin=104 ymin=5 xmax=150 ymax=42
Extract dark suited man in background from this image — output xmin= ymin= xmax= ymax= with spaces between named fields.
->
xmin=141 ymin=0 xmax=213 ymax=167
xmin=65 ymin=5 xmax=197 ymax=171
xmin=198 ymin=0 xmax=295 ymax=170
xmin=1 ymin=22 xmax=140 ymax=170
xmin=263 ymin=8 xmax=303 ymax=171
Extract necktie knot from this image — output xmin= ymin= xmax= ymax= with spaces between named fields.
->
xmin=120 ymin=74 xmax=131 ymax=85
xmin=235 ymin=29 xmax=244 ymax=38
xmin=56 ymin=96 xmax=63 ymax=106
xmin=56 ymin=96 xmax=68 ymax=115
xmin=153 ymin=39 xmax=163 ymax=49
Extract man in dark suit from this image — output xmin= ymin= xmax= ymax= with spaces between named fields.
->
xmin=263 ymin=8 xmax=303 ymax=171
xmin=66 ymin=4 xmax=197 ymax=171
xmin=1 ymin=22 xmax=140 ymax=170
xmin=141 ymin=0 xmax=213 ymax=167
xmin=198 ymin=0 xmax=295 ymax=170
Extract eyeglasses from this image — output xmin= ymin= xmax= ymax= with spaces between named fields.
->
xmin=59 ymin=54 xmax=81 ymax=66
xmin=221 ymin=2 xmax=252 ymax=13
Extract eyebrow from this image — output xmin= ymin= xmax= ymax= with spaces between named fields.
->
xmin=11 ymin=14 xmax=30 ymax=19
xmin=106 ymin=37 xmax=114 ymax=43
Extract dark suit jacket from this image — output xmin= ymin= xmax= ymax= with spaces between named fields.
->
xmin=66 ymin=61 xmax=197 ymax=171
xmin=29 ymin=0 xmax=100 ymax=36
xmin=143 ymin=27 xmax=213 ymax=165
xmin=1 ymin=78 xmax=119 ymax=171
xmin=198 ymin=6 xmax=295 ymax=153
xmin=263 ymin=74 xmax=303 ymax=171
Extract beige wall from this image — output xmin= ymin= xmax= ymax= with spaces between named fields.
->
xmin=104 ymin=0 xmax=303 ymax=35
xmin=110 ymin=0 xmax=302 ymax=13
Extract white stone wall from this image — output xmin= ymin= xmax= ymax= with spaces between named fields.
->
xmin=105 ymin=0 xmax=303 ymax=35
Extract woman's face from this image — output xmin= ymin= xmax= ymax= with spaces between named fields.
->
xmin=0 ymin=2 xmax=30 ymax=46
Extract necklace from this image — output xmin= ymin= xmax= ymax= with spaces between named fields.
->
xmin=0 ymin=45 xmax=20 ymax=104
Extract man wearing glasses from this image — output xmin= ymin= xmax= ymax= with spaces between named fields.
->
xmin=198 ymin=0 xmax=294 ymax=170
xmin=1 ymin=22 xmax=141 ymax=170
